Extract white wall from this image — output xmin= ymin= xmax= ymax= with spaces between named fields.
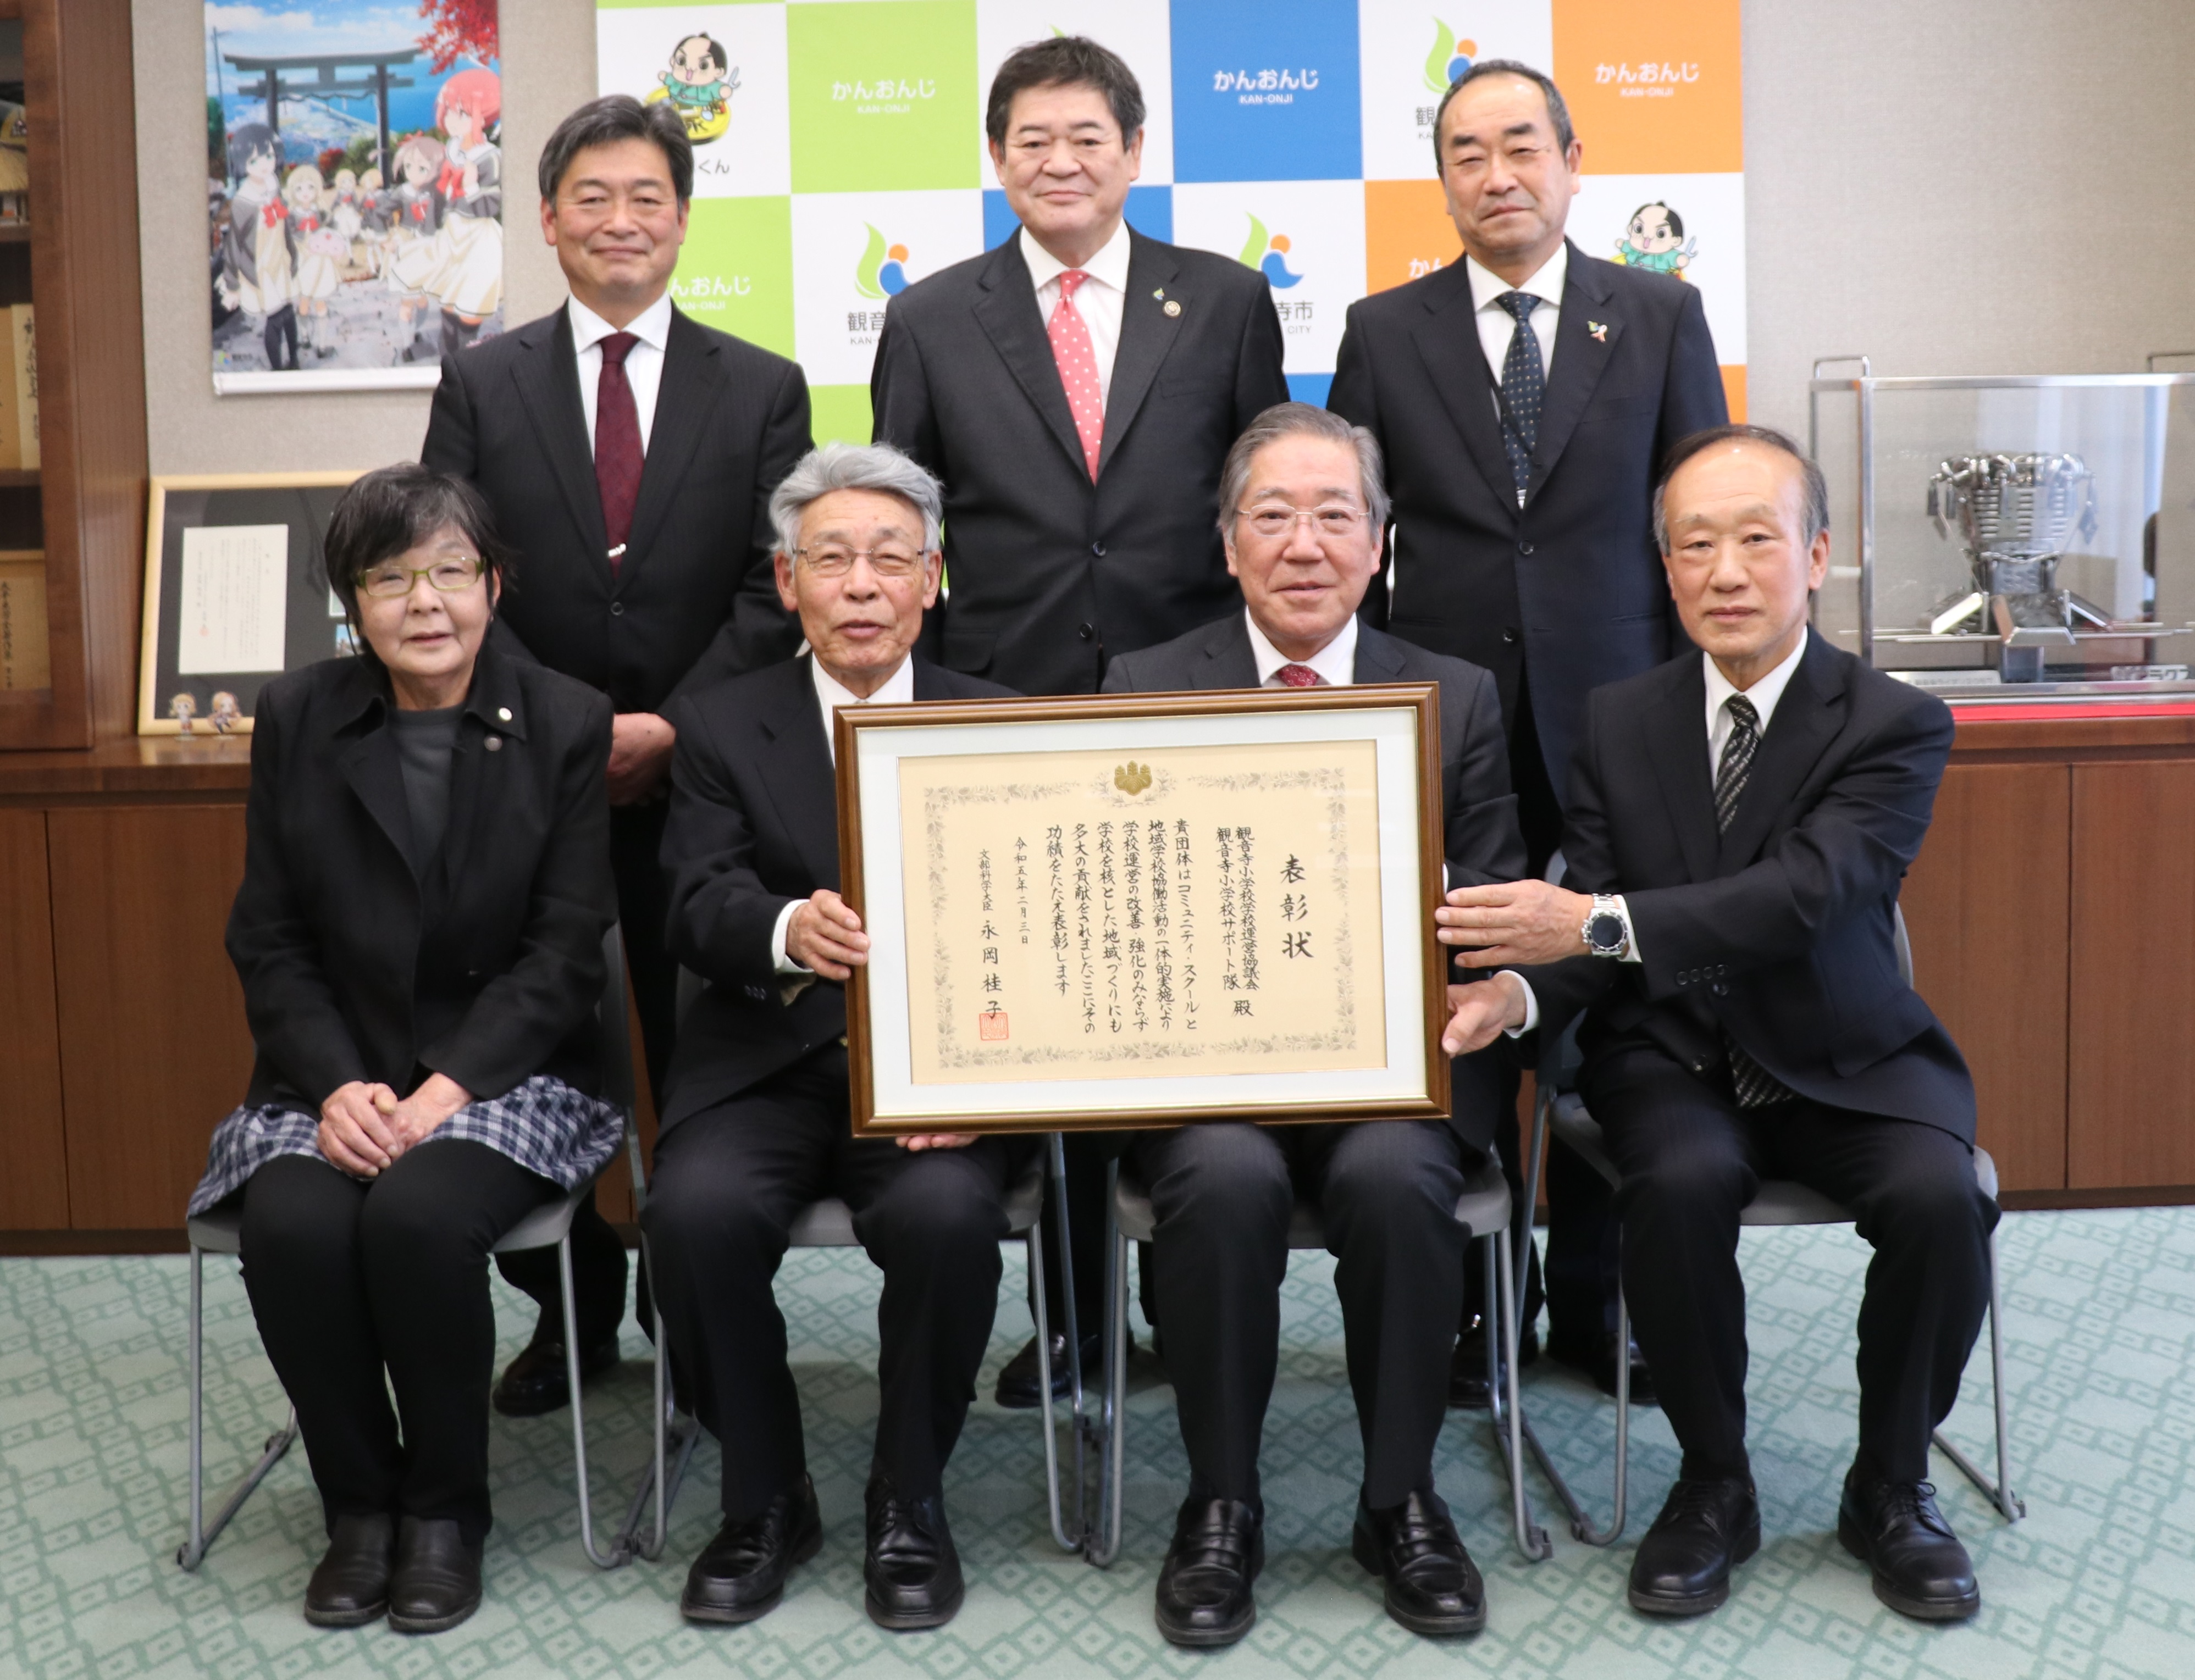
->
xmin=134 ymin=0 xmax=2195 ymax=473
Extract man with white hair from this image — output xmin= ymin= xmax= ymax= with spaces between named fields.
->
xmin=645 ymin=442 xmax=1021 ymax=1634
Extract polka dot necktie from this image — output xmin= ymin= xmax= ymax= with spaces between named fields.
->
xmin=1274 ymin=663 xmax=1322 ymax=687
xmin=1048 ymin=269 xmax=1104 ymax=480
xmin=1714 ymin=695 xmax=1796 ymax=1108
xmin=594 ymin=330 xmax=644 ymax=574
xmin=1495 ymin=291 xmax=1544 ymax=504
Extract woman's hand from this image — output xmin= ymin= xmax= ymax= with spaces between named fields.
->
xmin=382 ymin=1072 xmax=474 ymax=1149
xmin=895 ymin=1133 xmax=978 ymax=1152
xmin=319 ymin=1081 xmax=404 ymax=1177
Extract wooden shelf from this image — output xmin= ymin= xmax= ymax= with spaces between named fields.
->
xmin=0 ymin=468 xmax=35 ymax=487
xmin=0 ymin=227 xmax=30 ymax=245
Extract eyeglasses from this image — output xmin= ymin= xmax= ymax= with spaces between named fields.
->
xmin=356 ymin=557 xmax=484 ymax=598
xmin=794 ymin=545 xmax=926 ymax=579
xmin=1236 ymin=504 xmax=1368 ymax=540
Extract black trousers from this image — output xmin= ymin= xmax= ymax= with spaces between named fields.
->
xmin=1133 ymin=1119 xmax=1480 ymax=1510
xmin=1588 ymin=1045 xmax=1998 ymax=1483
xmin=238 ymin=1143 xmax=556 ymax=1544
xmin=495 ymin=799 xmax=673 ymax=1345
xmin=642 ymin=1047 xmax=1032 ymax=1521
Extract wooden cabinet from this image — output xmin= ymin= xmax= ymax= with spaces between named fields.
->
xmin=0 ymin=806 xmax=65 ymax=1227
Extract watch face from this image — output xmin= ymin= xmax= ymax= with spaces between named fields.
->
xmin=1588 ymin=913 xmax=1625 ymax=951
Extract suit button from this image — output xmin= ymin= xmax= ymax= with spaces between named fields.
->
xmin=610 ymin=601 xmax=624 ymax=617
xmin=1091 ymin=541 xmax=1107 ymax=557
xmin=1519 ymin=541 xmax=1535 ymax=556
xmin=1711 ymin=982 xmax=1727 ymax=996
xmin=485 ymin=735 xmax=502 ymax=752
xmin=1502 ymin=628 xmax=1519 ymax=645
xmin=1077 ymin=623 xmax=1094 ymax=641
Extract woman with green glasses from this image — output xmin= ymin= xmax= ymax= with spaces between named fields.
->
xmin=189 ymin=463 xmax=619 ymax=1635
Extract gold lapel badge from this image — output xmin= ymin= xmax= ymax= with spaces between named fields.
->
xmin=1163 ymin=300 xmax=1182 ymax=317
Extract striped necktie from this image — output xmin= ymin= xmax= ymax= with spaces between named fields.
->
xmin=1715 ymin=695 xmax=1796 ymax=1108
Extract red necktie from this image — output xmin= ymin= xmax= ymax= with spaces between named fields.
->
xmin=1047 ymin=270 xmax=1104 ymax=480
xmin=1275 ymin=663 xmax=1323 ymax=687
xmin=594 ymin=331 xmax=643 ymax=573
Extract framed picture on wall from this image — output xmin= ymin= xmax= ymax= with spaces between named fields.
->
xmin=137 ymin=470 xmax=363 ymax=735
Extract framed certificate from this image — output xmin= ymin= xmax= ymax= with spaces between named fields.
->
xmin=836 ymin=686 xmax=1451 ymax=1135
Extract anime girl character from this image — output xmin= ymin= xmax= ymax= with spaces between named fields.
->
xmin=654 ymin=34 xmax=737 ymax=141
xmin=215 ymin=123 xmax=300 ymax=371
xmin=169 ymin=692 xmax=198 ymax=735
xmin=379 ymin=134 xmax=446 ymax=359
xmin=412 ymin=68 xmax=504 ymax=356
xmin=284 ymin=165 xmax=345 ymax=356
xmin=1613 ymin=201 xmax=1696 ymax=278
xmin=329 ymin=167 xmax=371 ymax=276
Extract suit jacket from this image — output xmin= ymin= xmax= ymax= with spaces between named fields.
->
xmin=226 ymin=641 xmax=617 ymax=1115
xmin=1327 ymin=242 xmax=1727 ymax=803
xmin=1516 ymin=632 xmax=1977 ymax=1143
xmin=657 ymin=656 xmax=1016 ymax=1131
xmin=871 ymin=228 xmax=1289 ymax=697
xmin=421 ymin=304 xmax=813 ymax=714
xmin=1102 ymin=614 xmax=1526 ymax=1151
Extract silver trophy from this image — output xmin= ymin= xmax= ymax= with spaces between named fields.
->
xmin=1926 ymin=453 xmax=2105 ymax=657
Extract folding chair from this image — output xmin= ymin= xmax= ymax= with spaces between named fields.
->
xmin=1520 ymin=905 xmax=2023 ymax=1546
xmin=179 ymin=924 xmax=642 ymax=1572
xmin=1075 ymin=1153 xmax=1552 ymax=1568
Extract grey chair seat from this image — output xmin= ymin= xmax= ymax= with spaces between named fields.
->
xmin=1111 ymin=1158 xmax=1512 ymax=1248
xmin=782 ymin=1155 xmax=1047 ymax=1248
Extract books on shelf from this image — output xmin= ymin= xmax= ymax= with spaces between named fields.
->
xmin=0 ymin=305 xmax=37 ymax=471
xmin=0 ymin=549 xmax=46 ymax=691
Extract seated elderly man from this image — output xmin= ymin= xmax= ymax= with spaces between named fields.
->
xmin=1441 ymin=424 xmax=1994 ymax=1624
xmin=1100 ymin=403 xmax=1525 ymax=1646
xmin=645 ymin=442 xmax=1023 ymax=1633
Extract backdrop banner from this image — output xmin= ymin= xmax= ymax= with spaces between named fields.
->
xmin=593 ymin=0 xmax=1745 ymax=446
xmin=206 ymin=1 xmax=504 ymax=395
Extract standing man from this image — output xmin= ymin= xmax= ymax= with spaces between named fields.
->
xmin=1328 ymin=60 xmax=1727 ymax=1401
xmin=422 ymin=94 xmax=812 ymax=1417
xmin=872 ymin=36 xmax=1289 ymax=1402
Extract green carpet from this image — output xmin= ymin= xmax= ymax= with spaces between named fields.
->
xmin=3 ymin=1207 xmax=2192 ymax=1678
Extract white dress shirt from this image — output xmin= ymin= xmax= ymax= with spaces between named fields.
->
xmin=569 ymin=291 xmax=673 ymax=456
xmin=1021 ymin=220 xmax=1133 ymax=408
xmin=1465 ymin=243 xmax=1565 ymax=393
xmin=770 ymin=653 xmax=917 ymax=973
xmin=1244 ymin=608 xmax=1359 ymax=688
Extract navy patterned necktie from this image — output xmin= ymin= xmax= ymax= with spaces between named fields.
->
xmin=1495 ymin=291 xmax=1544 ymax=503
xmin=1713 ymin=694 xmax=1795 ymax=1108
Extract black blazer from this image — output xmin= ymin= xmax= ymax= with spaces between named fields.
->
xmin=226 ymin=642 xmax=617 ymax=1115
xmin=656 ymin=655 xmax=1016 ymax=1132
xmin=421 ymin=304 xmax=813 ymax=714
xmin=871 ymin=228 xmax=1289 ymax=697
xmin=1328 ymin=243 xmax=1727 ymax=803
xmin=1516 ymin=633 xmax=1977 ymax=1143
xmin=1102 ymin=614 xmax=1526 ymax=1151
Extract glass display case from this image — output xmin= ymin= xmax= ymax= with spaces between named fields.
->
xmin=1809 ymin=365 xmax=2195 ymax=701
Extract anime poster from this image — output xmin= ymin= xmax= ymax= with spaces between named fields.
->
xmin=205 ymin=2 xmax=503 ymax=393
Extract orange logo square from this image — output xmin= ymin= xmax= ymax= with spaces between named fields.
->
xmin=1554 ymin=0 xmax=1743 ymax=175
xmin=1363 ymin=179 xmax=1459 ymax=298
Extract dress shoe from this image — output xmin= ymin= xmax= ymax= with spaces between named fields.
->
xmin=993 ymin=1332 xmax=1106 ymax=1409
xmin=1351 ymin=1490 xmax=1485 ymax=1635
xmin=1837 ymin=1468 xmax=1981 ymax=1621
xmin=864 ymin=1476 xmax=964 ymax=1629
xmin=682 ymin=1477 xmax=824 ymax=1625
xmin=303 ymin=1512 xmax=394 ymax=1627
xmin=490 ymin=1330 xmax=622 ymax=1418
xmin=386 ymin=1516 xmax=483 ymax=1634
xmin=1448 ymin=1322 xmax=1540 ymax=1409
xmin=1546 ymin=1327 xmax=1657 ymax=1405
xmin=1628 ymin=1476 xmax=1759 ymax=1616
xmin=1154 ymin=1496 xmax=1263 ymax=1648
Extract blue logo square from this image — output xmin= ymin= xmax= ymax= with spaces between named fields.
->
xmin=983 ymin=186 xmax=1174 ymax=249
xmin=1171 ymin=1 xmax=1363 ymax=184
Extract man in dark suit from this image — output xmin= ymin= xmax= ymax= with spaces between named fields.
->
xmin=644 ymin=442 xmax=1024 ymax=1633
xmin=1441 ymin=425 xmax=1994 ymax=1624
xmin=421 ymin=95 xmax=811 ymax=1415
xmin=1101 ymin=406 xmax=1524 ymax=1646
xmin=872 ymin=35 xmax=1290 ymax=1409
xmin=1329 ymin=60 xmax=1728 ymax=1401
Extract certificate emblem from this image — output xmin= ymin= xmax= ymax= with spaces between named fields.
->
xmin=1114 ymin=761 xmax=1153 ymax=796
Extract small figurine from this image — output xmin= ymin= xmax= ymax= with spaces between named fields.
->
xmin=1613 ymin=201 xmax=1696 ymax=278
xmin=208 ymin=691 xmax=243 ymax=733
xmin=170 ymin=692 xmax=198 ymax=735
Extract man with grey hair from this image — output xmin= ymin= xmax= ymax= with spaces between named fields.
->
xmin=1100 ymin=403 xmax=1524 ymax=1646
xmin=644 ymin=442 xmax=1021 ymax=1635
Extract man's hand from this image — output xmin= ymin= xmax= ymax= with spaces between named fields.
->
xmin=319 ymin=1080 xmax=405 ymax=1177
xmin=378 ymin=1072 xmax=474 ymax=1149
xmin=607 ymin=712 xmax=677 ymax=806
xmin=1436 ymin=881 xmax=1595 ymax=968
xmin=895 ymin=1134 xmax=978 ymax=1151
xmin=1442 ymin=974 xmax=1530 ymax=1057
xmin=786 ymin=889 xmax=870 ymax=980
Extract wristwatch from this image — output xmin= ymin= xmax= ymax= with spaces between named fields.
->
xmin=1582 ymin=894 xmax=1630 ymax=959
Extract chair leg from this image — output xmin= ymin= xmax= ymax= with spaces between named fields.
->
xmin=1486 ymin=1230 xmax=1552 ymax=1561
xmin=1031 ymin=1211 xmax=1082 ymax=1554
xmin=616 ymin=1233 xmax=698 ymax=1562
xmin=1521 ymin=1279 xmax=1630 ymax=1547
xmin=1084 ymin=1166 xmax=1128 ymax=1569
xmin=559 ymin=1233 xmax=627 ymax=1569
xmin=1929 ymin=1219 xmax=2025 ymax=1522
xmin=177 ymin=1246 xmax=297 ymax=1571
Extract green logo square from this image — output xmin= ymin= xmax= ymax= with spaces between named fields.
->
xmin=788 ymin=1 xmax=980 ymax=193
xmin=668 ymin=197 xmax=794 ymax=357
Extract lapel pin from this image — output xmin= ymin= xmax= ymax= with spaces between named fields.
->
xmin=1163 ymin=300 xmax=1182 ymax=317
xmin=1588 ymin=320 xmax=1608 ymax=342
xmin=496 ymin=707 xmax=512 ymax=722
xmin=1152 ymin=288 xmax=1164 ymax=299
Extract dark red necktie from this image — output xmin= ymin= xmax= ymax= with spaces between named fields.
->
xmin=594 ymin=331 xmax=643 ymax=573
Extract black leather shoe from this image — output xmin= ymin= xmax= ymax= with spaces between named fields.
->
xmin=303 ymin=1512 xmax=394 ymax=1627
xmin=864 ymin=1476 xmax=964 ymax=1629
xmin=993 ymin=1332 xmax=1107 ymax=1409
xmin=1154 ymin=1496 xmax=1263 ymax=1648
xmin=1351 ymin=1490 xmax=1485 ymax=1635
xmin=682 ymin=1477 xmax=824 ymax=1625
xmin=386 ymin=1516 xmax=483 ymax=1634
xmin=1837 ymin=1468 xmax=1980 ymax=1621
xmin=1546 ymin=1327 xmax=1657 ymax=1406
xmin=1448 ymin=1322 xmax=1540 ymax=1409
xmin=1629 ymin=1477 xmax=1759 ymax=1616
xmin=491 ymin=1330 xmax=622 ymax=1418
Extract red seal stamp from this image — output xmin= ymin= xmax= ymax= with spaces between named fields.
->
xmin=978 ymin=1010 xmax=1009 ymax=1041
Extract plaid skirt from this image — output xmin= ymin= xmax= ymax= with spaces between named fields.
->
xmin=188 ymin=1075 xmax=624 ymax=1216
